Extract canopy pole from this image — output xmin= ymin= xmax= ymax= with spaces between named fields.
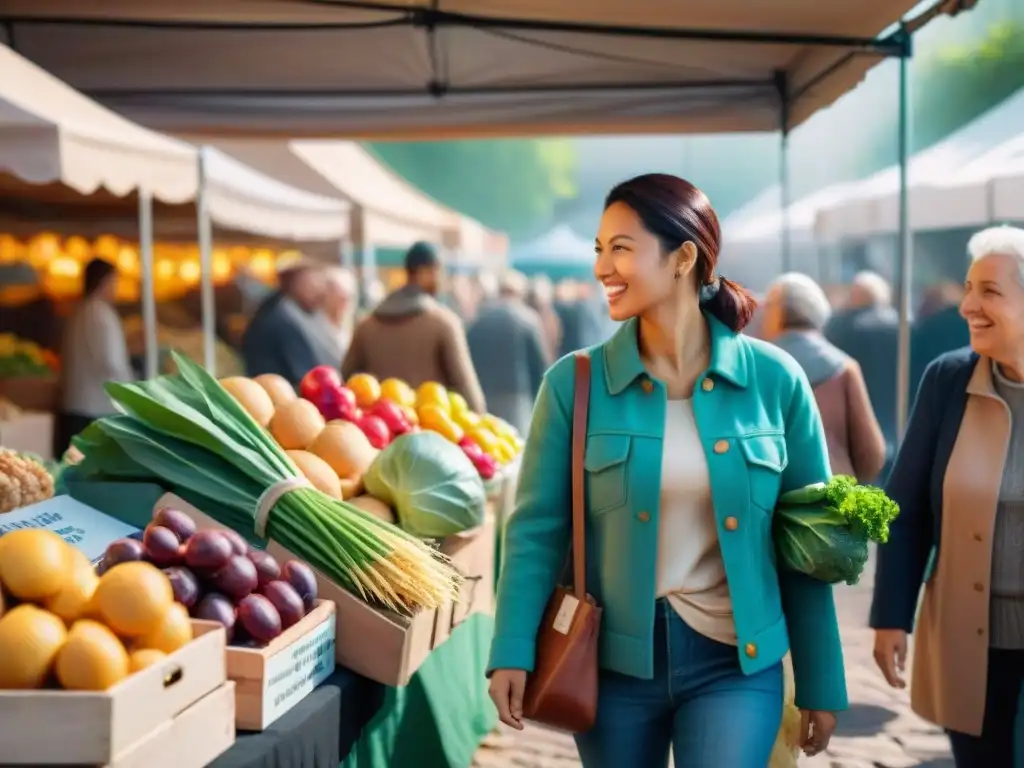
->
xmin=197 ymin=147 xmax=217 ymax=375
xmin=775 ymin=71 xmax=792 ymax=274
xmin=895 ymin=25 xmax=914 ymax=440
xmin=138 ymin=189 xmax=158 ymax=380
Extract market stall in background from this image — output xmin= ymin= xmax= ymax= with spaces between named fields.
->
xmin=0 ymin=361 xmax=518 ymax=766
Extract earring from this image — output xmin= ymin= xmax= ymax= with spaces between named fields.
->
xmin=674 ymin=269 xmax=681 ymax=281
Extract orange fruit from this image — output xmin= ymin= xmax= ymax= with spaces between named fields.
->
xmin=347 ymin=374 xmax=382 ymax=408
xmin=400 ymin=405 xmax=419 ymax=426
xmin=0 ymin=604 xmax=68 ymax=689
xmin=44 ymin=548 xmax=99 ymax=624
xmin=415 ymin=382 xmax=449 ymax=412
xmin=134 ymin=603 xmax=193 ymax=655
xmin=129 ymin=648 xmax=168 ymax=673
xmin=380 ymin=378 xmax=415 ymax=407
xmin=94 ymin=562 xmax=174 ymax=638
xmin=0 ymin=529 xmax=71 ymax=601
xmin=56 ymin=620 xmax=129 ymax=691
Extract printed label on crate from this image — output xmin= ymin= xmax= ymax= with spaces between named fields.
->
xmin=0 ymin=495 xmax=139 ymax=562
xmin=261 ymin=612 xmax=337 ymax=726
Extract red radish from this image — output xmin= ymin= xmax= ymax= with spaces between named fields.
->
xmin=144 ymin=525 xmax=182 ymax=567
xmin=211 ymin=555 xmax=259 ymax=600
xmin=184 ymin=530 xmax=233 ymax=571
xmin=281 ymin=561 xmax=318 ymax=610
xmin=237 ymin=594 xmax=283 ymax=643
xmin=220 ymin=529 xmax=249 ymax=557
xmin=248 ymin=550 xmax=282 ymax=588
xmin=194 ymin=593 xmax=237 ymax=641
xmin=262 ymin=581 xmax=306 ymax=628
xmin=152 ymin=507 xmax=197 ymax=542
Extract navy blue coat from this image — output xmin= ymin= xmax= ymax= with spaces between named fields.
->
xmin=869 ymin=347 xmax=977 ymax=631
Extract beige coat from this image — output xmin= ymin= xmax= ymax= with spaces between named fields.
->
xmin=911 ymin=358 xmax=1010 ymax=736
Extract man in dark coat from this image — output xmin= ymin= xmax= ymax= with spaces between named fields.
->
xmin=467 ymin=271 xmax=549 ymax=435
xmin=825 ymin=271 xmax=899 ymax=460
xmin=241 ymin=261 xmax=326 ymax=386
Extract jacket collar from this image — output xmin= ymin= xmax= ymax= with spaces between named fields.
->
xmin=603 ymin=314 xmax=749 ymax=395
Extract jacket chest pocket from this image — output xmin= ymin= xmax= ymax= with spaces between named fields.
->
xmin=584 ymin=434 xmax=631 ymax=516
xmin=739 ymin=433 xmax=788 ymax=512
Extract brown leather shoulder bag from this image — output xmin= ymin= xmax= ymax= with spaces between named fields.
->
xmin=521 ymin=352 xmax=602 ymax=733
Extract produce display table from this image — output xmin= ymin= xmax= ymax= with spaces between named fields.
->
xmin=212 ymin=667 xmax=385 ymax=768
xmin=342 ymin=613 xmax=496 ymax=768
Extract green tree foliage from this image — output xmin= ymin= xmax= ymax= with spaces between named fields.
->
xmin=368 ymin=138 xmax=578 ymax=238
xmin=914 ymin=20 xmax=1024 ymax=148
xmin=864 ymin=20 xmax=1024 ymax=168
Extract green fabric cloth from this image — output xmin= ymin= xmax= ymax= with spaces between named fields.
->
xmin=342 ymin=613 xmax=496 ymax=768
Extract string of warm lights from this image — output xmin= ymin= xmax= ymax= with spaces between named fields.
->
xmin=0 ymin=233 xmax=304 ymax=303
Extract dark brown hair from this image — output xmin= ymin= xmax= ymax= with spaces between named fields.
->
xmin=604 ymin=173 xmax=758 ymax=332
xmin=83 ymin=258 xmax=116 ymax=298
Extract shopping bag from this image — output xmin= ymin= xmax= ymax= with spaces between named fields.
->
xmin=769 ymin=654 xmax=802 ymax=768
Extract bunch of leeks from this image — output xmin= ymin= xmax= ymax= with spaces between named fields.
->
xmin=71 ymin=353 xmax=458 ymax=613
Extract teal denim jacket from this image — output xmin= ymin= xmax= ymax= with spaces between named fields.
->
xmin=488 ymin=315 xmax=849 ymax=713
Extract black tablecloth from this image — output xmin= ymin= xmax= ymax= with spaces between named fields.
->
xmin=210 ymin=668 xmax=385 ymax=768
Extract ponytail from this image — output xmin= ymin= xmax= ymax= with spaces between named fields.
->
xmin=700 ymin=276 xmax=758 ymax=332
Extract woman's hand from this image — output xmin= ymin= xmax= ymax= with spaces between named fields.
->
xmin=488 ymin=669 xmax=528 ymax=730
xmin=872 ymin=629 xmax=908 ymax=689
xmin=799 ymin=709 xmax=837 ymax=756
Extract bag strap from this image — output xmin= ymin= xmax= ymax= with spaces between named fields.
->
xmin=571 ymin=352 xmax=592 ymax=601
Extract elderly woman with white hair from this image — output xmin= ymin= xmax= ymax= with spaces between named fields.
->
xmin=871 ymin=225 xmax=1024 ymax=766
xmin=760 ymin=272 xmax=886 ymax=482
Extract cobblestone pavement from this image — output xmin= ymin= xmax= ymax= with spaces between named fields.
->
xmin=473 ymin=562 xmax=953 ymax=768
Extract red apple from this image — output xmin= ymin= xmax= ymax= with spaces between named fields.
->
xmin=471 ymin=452 xmax=499 ymax=480
xmin=356 ymin=414 xmax=392 ymax=449
xmin=299 ymin=366 xmax=342 ymax=403
xmin=369 ymin=399 xmax=412 ymax=436
xmin=318 ymin=384 xmax=360 ymax=421
xmin=459 ymin=436 xmax=485 ymax=460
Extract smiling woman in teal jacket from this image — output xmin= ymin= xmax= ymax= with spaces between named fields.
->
xmin=488 ymin=174 xmax=848 ymax=768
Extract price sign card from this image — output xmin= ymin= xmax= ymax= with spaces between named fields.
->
xmin=261 ymin=612 xmax=337 ymax=727
xmin=0 ymin=495 xmax=140 ymax=563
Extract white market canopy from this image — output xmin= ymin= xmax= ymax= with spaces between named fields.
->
xmin=513 ymin=225 xmax=593 ymax=263
xmin=725 ymin=183 xmax=862 ymax=245
xmin=201 ymin=138 xmax=505 ymax=256
xmin=814 ymin=86 xmax=1024 ymax=240
xmin=0 ymin=0 xmax=974 ymax=139
xmin=0 ymin=43 xmax=350 ymax=242
xmin=912 ymin=133 xmax=1024 ymax=230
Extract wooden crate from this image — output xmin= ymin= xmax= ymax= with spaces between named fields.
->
xmin=193 ymin=600 xmax=337 ymax=731
xmin=107 ymin=682 xmax=236 ymax=768
xmin=0 ymin=625 xmax=227 ymax=765
xmin=0 ymin=376 xmax=59 ymax=412
xmin=267 ymin=539 xmax=437 ymax=687
xmin=154 ymin=490 xmax=439 ymax=688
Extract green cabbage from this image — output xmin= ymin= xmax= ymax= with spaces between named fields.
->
xmin=773 ymin=475 xmax=900 ymax=586
xmin=363 ymin=431 xmax=487 ymax=538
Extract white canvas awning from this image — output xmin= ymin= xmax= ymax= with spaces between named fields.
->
xmin=0 ymin=43 xmax=350 ymax=242
xmin=0 ymin=0 xmax=972 ymax=139
xmin=814 ymin=87 xmax=1024 ymax=240
xmin=726 ymin=184 xmax=862 ymax=245
xmin=513 ymin=225 xmax=593 ymax=263
xmin=910 ymin=134 xmax=1024 ymax=230
xmin=0 ymin=42 xmax=196 ymax=202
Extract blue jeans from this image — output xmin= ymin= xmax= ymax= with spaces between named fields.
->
xmin=574 ymin=600 xmax=784 ymax=768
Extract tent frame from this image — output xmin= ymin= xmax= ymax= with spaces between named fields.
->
xmin=5 ymin=3 xmax=931 ymax=431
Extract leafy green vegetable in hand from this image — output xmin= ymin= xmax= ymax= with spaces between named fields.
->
xmin=773 ymin=475 xmax=900 ymax=586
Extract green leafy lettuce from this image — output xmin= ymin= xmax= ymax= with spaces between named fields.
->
xmin=773 ymin=475 xmax=900 ymax=586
